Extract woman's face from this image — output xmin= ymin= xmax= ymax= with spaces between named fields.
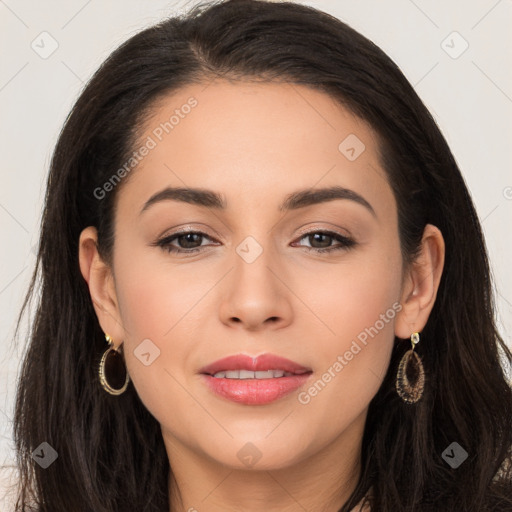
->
xmin=105 ymin=80 xmax=405 ymax=470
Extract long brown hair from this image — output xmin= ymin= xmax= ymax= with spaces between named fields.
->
xmin=12 ymin=1 xmax=512 ymax=510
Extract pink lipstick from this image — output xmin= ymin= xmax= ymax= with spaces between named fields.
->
xmin=199 ymin=353 xmax=313 ymax=405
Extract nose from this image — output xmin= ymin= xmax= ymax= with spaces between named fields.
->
xmin=218 ymin=242 xmax=293 ymax=332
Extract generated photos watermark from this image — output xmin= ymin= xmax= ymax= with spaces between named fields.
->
xmin=93 ymin=96 xmax=198 ymax=200
xmin=298 ymin=301 xmax=403 ymax=405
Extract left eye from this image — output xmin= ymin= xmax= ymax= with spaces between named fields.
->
xmin=293 ymin=231 xmax=356 ymax=253
xmin=155 ymin=230 xmax=356 ymax=254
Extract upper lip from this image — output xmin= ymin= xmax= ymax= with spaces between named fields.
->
xmin=199 ymin=353 xmax=312 ymax=375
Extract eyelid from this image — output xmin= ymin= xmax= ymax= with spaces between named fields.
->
xmin=156 ymin=224 xmax=223 ymax=242
xmin=295 ymin=223 xmax=352 ymax=239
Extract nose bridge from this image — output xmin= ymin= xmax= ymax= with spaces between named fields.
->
xmin=219 ymin=229 xmax=293 ymax=330
xmin=232 ymin=230 xmax=279 ymax=297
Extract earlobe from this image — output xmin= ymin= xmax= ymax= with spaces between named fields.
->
xmin=395 ymin=224 xmax=445 ymax=339
xmin=78 ymin=226 xmax=125 ymax=344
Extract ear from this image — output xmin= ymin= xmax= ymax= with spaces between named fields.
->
xmin=395 ymin=224 xmax=445 ymax=339
xmin=78 ymin=226 xmax=125 ymax=348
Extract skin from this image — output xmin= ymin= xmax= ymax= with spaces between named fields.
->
xmin=79 ymin=80 xmax=444 ymax=512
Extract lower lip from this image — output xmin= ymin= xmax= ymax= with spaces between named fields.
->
xmin=201 ymin=373 xmax=312 ymax=405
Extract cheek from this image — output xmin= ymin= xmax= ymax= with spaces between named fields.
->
xmin=111 ymin=250 xmax=200 ymax=413
xmin=295 ymin=249 xmax=402 ymax=426
xmin=114 ymin=256 xmax=203 ymax=337
xmin=303 ymin=244 xmax=402 ymax=344
xmin=296 ymin=241 xmax=402 ymax=396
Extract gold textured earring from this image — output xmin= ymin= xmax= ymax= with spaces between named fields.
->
xmin=99 ymin=334 xmax=130 ymax=395
xmin=396 ymin=332 xmax=425 ymax=404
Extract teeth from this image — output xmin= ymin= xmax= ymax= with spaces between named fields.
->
xmin=212 ymin=369 xmax=295 ymax=379
xmin=256 ymin=370 xmax=284 ymax=378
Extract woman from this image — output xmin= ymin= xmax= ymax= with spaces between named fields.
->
xmin=11 ymin=0 xmax=512 ymax=510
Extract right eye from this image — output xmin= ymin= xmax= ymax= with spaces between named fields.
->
xmin=155 ymin=230 xmax=218 ymax=254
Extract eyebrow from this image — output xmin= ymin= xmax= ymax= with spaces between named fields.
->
xmin=139 ymin=185 xmax=376 ymax=217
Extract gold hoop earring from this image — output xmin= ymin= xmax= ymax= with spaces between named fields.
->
xmin=99 ymin=334 xmax=130 ymax=395
xmin=396 ymin=332 xmax=425 ymax=404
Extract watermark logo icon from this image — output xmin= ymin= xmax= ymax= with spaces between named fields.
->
xmin=441 ymin=32 xmax=469 ymax=59
xmin=32 ymin=442 xmax=58 ymax=469
xmin=134 ymin=338 xmax=161 ymax=366
xmin=338 ymin=134 xmax=365 ymax=161
xmin=31 ymin=31 xmax=59 ymax=59
xmin=237 ymin=442 xmax=262 ymax=468
xmin=442 ymin=442 xmax=468 ymax=468
xmin=236 ymin=236 xmax=263 ymax=264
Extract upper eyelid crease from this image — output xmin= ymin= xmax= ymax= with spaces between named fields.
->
xmin=139 ymin=185 xmax=377 ymax=218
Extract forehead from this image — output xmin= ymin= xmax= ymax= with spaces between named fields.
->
xmin=118 ymin=80 xmax=394 ymax=218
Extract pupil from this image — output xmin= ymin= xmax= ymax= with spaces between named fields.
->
xmin=181 ymin=233 xmax=201 ymax=248
xmin=311 ymin=233 xmax=331 ymax=248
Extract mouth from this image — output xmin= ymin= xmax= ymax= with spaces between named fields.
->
xmin=199 ymin=353 xmax=313 ymax=405
xmin=207 ymin=369 xmax=310 ymax=379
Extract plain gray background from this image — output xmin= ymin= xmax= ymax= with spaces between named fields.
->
xmin=1 ymin=0 xmax=511 ymax=504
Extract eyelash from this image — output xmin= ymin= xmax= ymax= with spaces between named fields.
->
xmin=154 ymin=229 xmax=356 ymax=255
